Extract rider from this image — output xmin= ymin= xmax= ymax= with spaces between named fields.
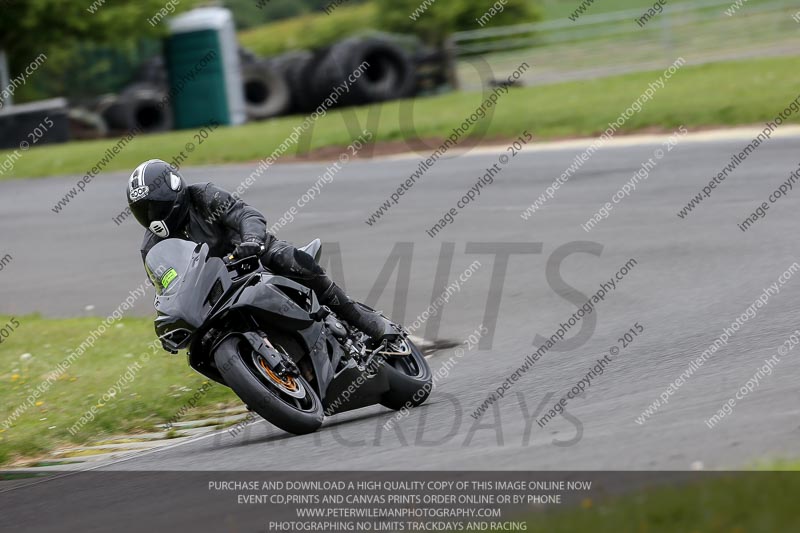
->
xmin=126 ymin=159 xmax=397 ymax=350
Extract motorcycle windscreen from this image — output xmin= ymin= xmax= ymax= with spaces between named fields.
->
xmin=146 ymin=239 xmax=232 ymax=333
xmin=145 ymin=239 xmax=198 ymax=296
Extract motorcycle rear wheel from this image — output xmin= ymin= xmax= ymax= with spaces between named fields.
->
xmin=214 ymin=336 xmax=323 ymax=435
xmin=379 ymin=338 xmax=433 ymax=410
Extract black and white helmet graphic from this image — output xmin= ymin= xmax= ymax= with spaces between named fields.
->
xmin=127 ymin=159 xmax=188 ymax=238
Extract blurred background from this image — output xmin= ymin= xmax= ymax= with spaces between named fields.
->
xmin=0 ymin=0 xmax=796 ymax=149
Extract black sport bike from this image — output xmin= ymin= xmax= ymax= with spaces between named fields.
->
xmin=145 ymin=238 xmax=432 ymax=435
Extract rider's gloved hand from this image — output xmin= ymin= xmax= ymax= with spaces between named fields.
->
xmin=233 ymin=239 xmax=264 ymax=259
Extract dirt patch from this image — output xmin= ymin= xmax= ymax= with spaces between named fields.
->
xmin=272 ymin=124 xmax=734 ymax=164
xmin=281 ymin=136 xmax=494 ymax=163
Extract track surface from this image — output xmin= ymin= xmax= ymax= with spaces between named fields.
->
xmin=2 ymin=130 xmax=800 ymax=471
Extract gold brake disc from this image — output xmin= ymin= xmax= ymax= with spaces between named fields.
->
xmin=258 ymin=357 xmax=299 ymax=391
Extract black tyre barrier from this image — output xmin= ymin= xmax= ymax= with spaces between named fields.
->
xmin=272 ymin=50 xmax=322 ymax=113
xmin=67 ymin=107 xmax=108 ymax=140
xmin=312 ymin=37 xmax=416 ymax=108
xmin=238 ymin=46 xmax=260 ymax=67
xmin=272 ymin=37 xmax=417 ymax=113
xmin=241 ymin=60 xmax=292 ymax=120
xmin=133 ymin=55 xmax=168 ymax=88
xmin=103 ymin=83 xmax=173 ymax=133
xmin=412 ymin=47 xmax=450 ymax=95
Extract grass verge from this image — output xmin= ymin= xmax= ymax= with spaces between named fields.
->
xmin=1 ymin=55 xmax=799 ymax=180
xmin=0 ymin=314 xmax=237 ymax=466
xmin=493 ymin=471 xmax=800 ymax=532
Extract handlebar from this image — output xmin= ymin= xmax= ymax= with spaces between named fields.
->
xmin=223 ymin=253 xmax=262 ymax=277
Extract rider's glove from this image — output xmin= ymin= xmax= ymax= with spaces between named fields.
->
xmin=233 ymin=239 xmax=264 ymax=259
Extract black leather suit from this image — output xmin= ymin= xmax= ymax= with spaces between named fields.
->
xmin=140 ymin=183 xmax=390 ymax=340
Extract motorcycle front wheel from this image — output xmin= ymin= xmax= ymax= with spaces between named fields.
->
xmin=213 ymin=336 xmax=323 ymax=435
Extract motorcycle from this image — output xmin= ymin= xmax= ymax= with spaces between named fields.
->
xmin=145 ymin=238 xmax=432 ymax=435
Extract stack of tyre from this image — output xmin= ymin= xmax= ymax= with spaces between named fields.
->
xmin=105 ymin=36 xmax=425 ymax=131
xmin=243 ymin=37 xmax=417 ymax=119
xmin=101 ymin=56 xmax=173 ymax=134
xmin=271 ymin=37 xmax=416 ymax=113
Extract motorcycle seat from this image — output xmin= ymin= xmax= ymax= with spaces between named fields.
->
xmin=298 ymin=238 xmax=322 ymax=262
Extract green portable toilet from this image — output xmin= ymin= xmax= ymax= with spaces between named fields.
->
xmin=166 ymin=7 xmax=245 ymax=129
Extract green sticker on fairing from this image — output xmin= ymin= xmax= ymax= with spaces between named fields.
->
xmin=160 ymin=268 xmax=178 ymax=289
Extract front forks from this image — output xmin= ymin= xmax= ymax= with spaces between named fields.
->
xmin=236 ymin=331 xmax=299 ymax=378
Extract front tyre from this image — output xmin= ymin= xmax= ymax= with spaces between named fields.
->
xmin=213 ymin=336 xmax=323 ymax=435
xmin=380 ymin=338 xmax=433 ymax=410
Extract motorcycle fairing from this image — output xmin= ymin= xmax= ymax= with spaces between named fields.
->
xmin=150 ymin=241 xmax=232 ymax=350
xmin=226 ymin=274 xmax=317 ymax=330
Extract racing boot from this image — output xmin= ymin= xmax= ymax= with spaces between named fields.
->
xmin=320 ymin=283 xmax=399 ymax=347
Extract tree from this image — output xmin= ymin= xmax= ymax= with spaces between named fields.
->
xmin=0 ymin=0 xmax=197 ymax=78
xmin=223 ymin=0 xmax=307 ymax=30
xmin=375 ymin=0 xmax=541 ymax=49
xmin=222 ymin=0 xmax=368 ymax=30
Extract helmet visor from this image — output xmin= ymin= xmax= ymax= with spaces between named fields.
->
xmin=130 ymin=197 xmax=174 ymax=229
xmin=146 ymin=199 xmax=176 ymax=224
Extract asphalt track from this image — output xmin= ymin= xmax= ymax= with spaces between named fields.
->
xmin=2 ymin=127 xmax=800 ymax=474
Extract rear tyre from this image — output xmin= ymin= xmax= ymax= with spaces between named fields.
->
xmin=213 ymin=336 xmax=323 ymax=435
xmin=380 ymin=338 xmax=433 ymax=410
